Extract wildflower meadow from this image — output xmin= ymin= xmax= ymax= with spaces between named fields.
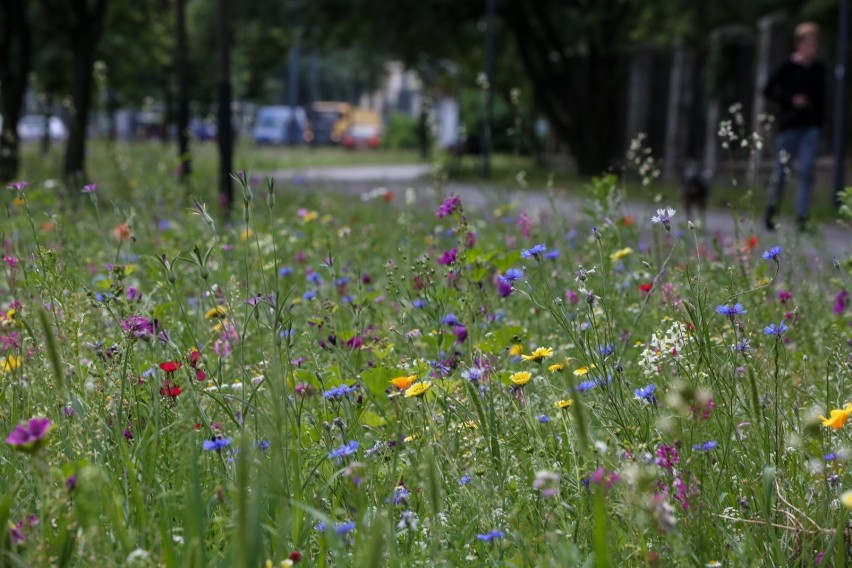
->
xmin=1 ymin=155 xmax=851 ymax=567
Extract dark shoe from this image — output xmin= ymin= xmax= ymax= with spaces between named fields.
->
xmin=796 ymin=217 xmax=809 ymax=233
xmin=765 ymin=207 xmax=777 ymax=231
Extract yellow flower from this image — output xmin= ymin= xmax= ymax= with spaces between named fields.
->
xmin=205 ymin=306 xmax=228 ymax=319
xmin=841 ymin=490 xmax=852 ymax=510
xmin=0 ymin=355 xmax=22 ymax=373
xmin=555 ymin=399 xmax=574 ymax=409
xmin=548 ymin=357 xmax=570 ymax=373
xmin=509 ymin=343 xmax=524 ymax=357
xmin=404 ymin=381 xmax=432 ymax=398
xmin=573 ymin=364 xmax=596 ymax=376
xmin=510 ymin=371 xmax=532 ymax=386
xmin=820 ymin=403 xmax=852 ymax=429
xmin=390 ymin=375 xmax=416 ymax=390
xmin=403 ymin=433 xmax=418 ymax=443
xmin=522 ymin=347 xmax=554 ymax=362
xmin=240 ymin=228 xmax=254 ymax=241
xmin=610 ymin=247 xmax=633 ymax=261
xmin=303 ymin=211 xmax=319 ymax=223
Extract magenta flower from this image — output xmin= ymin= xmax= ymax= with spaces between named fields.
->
xmin=834 ymin=290 xmax=848 ymax=315
xmin=437 ymin=248 xmax=458 ymax=266
xmin=435 ymin=195 xmax=461 ymax=218
xmin=119 ymin=315 xmax=157 ymax=339
xmin=5 ymin=417 xmax=53 ymax=453
xmin=82 ymin=183 xmax=97 ymax=193
xmin=8 ymin=181 xmax=28 ymax=191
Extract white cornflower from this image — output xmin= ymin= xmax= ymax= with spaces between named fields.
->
xmin=651 ymin=208 xmax=676 ymax=230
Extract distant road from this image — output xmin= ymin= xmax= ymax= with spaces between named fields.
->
xmin=266 ymin=164 xmax=851 ymax=265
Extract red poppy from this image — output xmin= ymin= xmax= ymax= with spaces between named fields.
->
xmin=159 ymin=380 xmax=182 ymax=398
xmin=159 ymin=361 xmax=183 ymax=373
xmin=638 ymin=283 xmax=654 ymax=295
xmin=188 ymin=350 xmax=201 ymax=367
xmin=288 ymin=551 xmax=303 ymax=563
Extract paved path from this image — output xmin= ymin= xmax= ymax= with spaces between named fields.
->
xmin=268 ymin=164 xmax=852 ymax=266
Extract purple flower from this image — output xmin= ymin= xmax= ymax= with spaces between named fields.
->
xmin=441 ymin=313 xmax=461 ymax=326
xmin=497 ymin=279 xmax=513 ymax=297
xmin=834 ymin=290 xmax=848 ymax=315
xmin=328 ymin=440 xmax=359 ymax=461
xmin=762 ymin=246 xmax=782 ymax=261
xmin=5 ymin=417 xmax=53 ymax=452
xmin=763 ymin=321 xmax=788 ymax=336
xmin=202 ymin=437 xmax=232 ymax=452
xmin=120 ymin=315 xmax=157 ymax=340
xmin=521 ymin=243 xmax=547 ymax=259
xmin=323 ymin=384 xmax=358 ymax=400
xmin=716 ymin=303 xmax=747 ymax=319
xmin=8 ymin=181 xmax=29 ymax=191
xmin=412 ymin=299 xmax=427 ymax=309
xmin=126 ymin=287 xmax=141 ymax=301
xmin=82 ymin=183 xmax=97 ymax=193
xmin=499 ymin=268 xmax=524 ymax=283
xmin=453 ymin=325 xmax=468 ymax=344
xmin=576 ymin=380 xmax=597 ymax=393
xmin=476 ymin=529 xmax=505 ymax=542
xmin=436 ymin=195 xmax=461 ymax=218
xmin=537 ymin=415 xmax=550 ymax=423
xmin=278 ymin=266 xmax=294 ymax=277
xmin=544 ymin=249 xmax=560 ymax=261
xmin=459 ymin=475 xmax=472 ymax=485
xmin=437 ymin=248 xmax=458 ymax=266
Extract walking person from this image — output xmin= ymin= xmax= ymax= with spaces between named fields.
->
xmin=763 ymin=22 xmax=826 ymax=231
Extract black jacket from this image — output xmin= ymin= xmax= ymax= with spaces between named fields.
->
xmin=763 ymin=58 xmax=826 ymax=131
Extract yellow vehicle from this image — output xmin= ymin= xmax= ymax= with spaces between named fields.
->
xmin=305 ymin=102 xmax=352 ymax=144
xmin=341 ymin=108 xmax=382 ymax=149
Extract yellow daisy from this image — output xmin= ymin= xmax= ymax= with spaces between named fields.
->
xmin=404 ymin=381 xmax=432 ymax=398
xmin=522 ymin=347 xmax=554 ymax=363
xmin=573 ymin=364 xmax=596 ymax=376
xmin=510 ymin=371 xmax=532 ymax=386
xmin=610 ymin=247 xmax=633 ymax=261
xmin=841 ymin=490 xmax=852 ymax=510
xmin=820 ymin=403 xmax=852 ymax=430
xmin=548 ymin=358 xmax=570 ymax=373
xmin=555 ymin=399 xmax=574 ymax=409
xmin=0 ymin=355 xmax=22 ymax=373
xmin=390 ymin=375 xmax=416 ymax=390
xmin=509 ymin=343 xmax=524 ymax=357
xmin=205 ymin=306 xmax=228 ymax=319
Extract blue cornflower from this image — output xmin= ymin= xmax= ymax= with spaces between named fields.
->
xmin=762 ymin=246 xmax=782 ymax=261
xmin=735 ymin=338 xmax=751 ymax=353
xmin=256 ymin=439 xmax=271 ymax=452
xmin=763 ymin=321 xmax=789 ymax=336
xmin=323 ymin=384 xmax=358 ymax=400
xmin=544 ymin=249 xmax=560 ymax=261
xmin=412 ymin=299 xmax=427 ymax=308
xmin=825 ymin=452 xmax=837 ymax=462
xmin=278 ymin=266 xmax=294 ymax=277
xmin=393 ymin=486 xmax=410 ymax=504
xmin=334 ymin=276 xmax=350 ymax=286
xmin=476 ymin=529 xmax=505 ymax=542
xmin=521 ymin=243 xmax=547 ymax=259
xmin=202 ymin=437 xmax=232 ymax=452
xmin=441 ymin=313 xmax=461 ymax=326
xmin=461 ymin=367 xmax=486 ymax=382
xmin=335 ymin=521 xmax=356 ymax=535
xmin=314 ymin=522 xmax=326 ymax=532
xmin=341 ymin=295 xmax=354 ymax=304
xmin=499 ymin=268 xmax=524 ymax=283
xmin=537 ymin=415 xmax=551 ymax=423
xmin=692 ymin=441 xmax=717 ymax=452
xmin=303 ymin=291 xmax=316 ymax=300
xmin=306 ymin=272 xmax=323 ymax=284
xmin=328 ymin=440 xmax=359 ymax=461
xmin=634 ymin=384 xmax=656 ymax=404
xmin=599 ymin=343 xmax=615 ymax=356
xmin=459 ymin=475 xmax=472 ymax=485
xmin=716 ymin=303 xmax=747 ymax=318
xmin=576 ymin=380 xmax=597 ymax=393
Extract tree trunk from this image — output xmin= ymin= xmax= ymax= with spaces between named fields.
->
xmin=216 ymin=0 xmax=233 ymax=213
xmin=175 ymin=0 xmax=191 ymax=181
xmin=62 ymin=0 xmax=109 ymax=188
xmin=0 ymin=0 xmax=31 ymax=183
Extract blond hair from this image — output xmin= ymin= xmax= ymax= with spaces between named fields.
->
xmin=794 ymin=22 xmax=820 ymax=40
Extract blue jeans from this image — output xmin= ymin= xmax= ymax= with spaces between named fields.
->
xmin=768 ymin=126 xmax=820 ymax=220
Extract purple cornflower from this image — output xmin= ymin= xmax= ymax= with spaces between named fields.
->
xmin=763 ymin=321 xmax=789 ymax=336
xmin=651 ymin=207 xmax=676 ymax=230
xmin=634 ymin=383 xmax=656 ymax=404
xmin=82 ymin=183 xmax=97 ymax=193
xmin=8 ymin=181 xmax=29 ymax=191
xmin=437 ymin=248 xmax=458 ymax=266
xmin=716 ymin=303 xmax=747 ymax=319
xmin=202 ymin=437 xmax=232 ymax=452
xmin=119 ymin=315 xmax=157 ymax=339
xmin=5 ymin=417 xmax=53 ymax=452
xmin=521 ymin=243 xmax=547 ymax=259
xmin=453 ymin=325 xmax=468 ymax=344
xmin=328 ymin=440 xmax=359 ymax=461
xmin=834 ymin=291 xmax=848 ymax=315
xmin=323 ymin=384 xmax=358 ymax=400
xmin=692 ymin=440 xmax=717 ymax=452
xmin=436 ymin=195 xmax=461 ymax=218
xmin=476 ymin=529 xmax=505 ymax=542
xmin=762 ymin=246 xmax=782 ymax=261
xmin=497 ymin=279 xmax=513 ymax=297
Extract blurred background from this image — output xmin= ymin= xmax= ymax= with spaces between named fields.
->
xmin=0 ymin=0 xmax=849 ymax=211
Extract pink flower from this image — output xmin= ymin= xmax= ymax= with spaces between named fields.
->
xmin=437 ymin=248 xmax=458 ymax=266
xmin=3 ymin=255 xmax=17 ymax=269
xmin=834 ymin=290 xmax=848 ymax=315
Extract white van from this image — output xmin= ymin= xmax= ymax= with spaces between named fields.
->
xmin=251 ymin=106 xmax=308 ymax=145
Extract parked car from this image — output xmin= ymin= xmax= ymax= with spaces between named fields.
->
xmin=305 ymin=102 xmax=352 ymax=145
xmin=341 ymin=108 xmax=382 ymax=149
xmin=0 ymin=115 xmax=68 ymax=141
xmin=189 ymin=118 xmax=217 ymax=141
xmin=251 ymin=106 xmax=308 ymax=145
